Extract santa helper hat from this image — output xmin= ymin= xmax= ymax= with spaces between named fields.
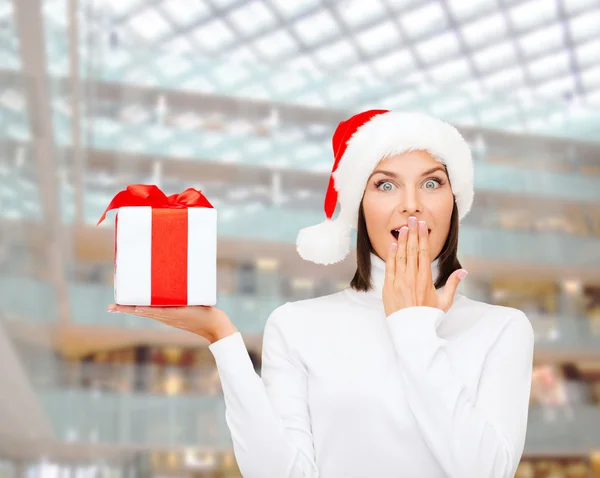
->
xmin=296 ymin=109 xmax=474 ymax=265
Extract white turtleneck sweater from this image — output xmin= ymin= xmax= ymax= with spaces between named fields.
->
xmin=208 ymin=253 xmax=534 ymax=478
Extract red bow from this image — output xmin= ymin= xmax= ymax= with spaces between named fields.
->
xmin=97 ymin=184 xmax=213 ymax=226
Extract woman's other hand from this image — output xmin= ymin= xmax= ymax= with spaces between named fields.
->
xmin=107 ymin=304 xmax=238 ymax=344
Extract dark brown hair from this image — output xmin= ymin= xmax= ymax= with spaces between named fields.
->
xmin=350 ymin=172 xmax=463 ymax=292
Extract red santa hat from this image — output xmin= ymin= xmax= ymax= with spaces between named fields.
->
xmin=296 ymin=109 xmax=474 ymax=265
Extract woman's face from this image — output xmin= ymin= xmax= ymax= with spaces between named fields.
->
xmin=361 ymin=150 xmax=454 ymax=263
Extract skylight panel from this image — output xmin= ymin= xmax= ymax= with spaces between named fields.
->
xmin=483 ymin=66 xmax=524 ymax=90
xmin=527 ymin=51 xmax=570 ymax=81
xmin=128 ymin=8 xmax=171 ymax=41
xmin=285 ymin=53 xmax=322 ymax=78
xmin=163 ymin=37 xmax=194 ymax=55
xmin=212 ymin=0 xmax=242 ymax=8
xmin=536 ymin=76 xmax=575 ymax=97
xmin=292 ymin=10 xmax=338 ymax=45
xmin=372 ymin=49 xmax=415 ymax=76
xmin=314 ymin=39 xmax=357 ymax=68
xmin=576 ymin=38 xmax=600 ymax=68
xmin=563 ymin=0 xmax=600 ymax=15
xmin=430 ymin=96 xmax=470 ymax=116
xmin=326 ymin=79 xmax=362 ymax=102
xmin=354 ymin=21 xmax=400 ymax=55
xmin=461 ymin=13 xmax=507 ymax=49
xmin=586 ymin=89 xmax=600 ymax=105
xmin=581 ymin=65 xmax=600 ymax=89
xmin=472 ymin=41 xmax=516 ymax=72
xmin=429 ymin=58 xmax=471 ymax=82
xmin=518 ymin=23 xmax=564 ymax=58
xmin=227 ymin=45 xmax=259 ymax=65
xmin=446 ymin=0 xmax=496 ymax=21
xmin=449 ymin=112 xmax=478 ymax=126
xmin=479 ymin=104 xmax=518 ymax=123
xmin=270 ymin=0 xmax=321 ymax=19
xmin=508 ymin=0 xmax=558 ymax=32
xmin=213 ymin=62 xmax=250 ymax=87
xmin=569 ymin=10 xmax=600 ymax=42
xmin=228 ymin=1 xmax=277 ymax=36
xmin=161 ymin=0 xmax=210 ymax=27
xmin=107 ymin=0 xmax=142 ymax=16
xmin=400 ymin=3 xmax=447 ymax=39
xmin=254 ymin=30 xmax=297 ymax=59
xmin=269 ymin=71 xmax=306 ymax=95
xmin=384 ymin=89 xmax=420 ymax=108
xmin=403 ymin=70 xmax=427 ymax=84
xmin=415 ymin=31 xmax=460 ymax=64
xmin=190 ymin=19 xmax=235 ymax=52
xmin=336 ymin=0 xmax=386 ymax=28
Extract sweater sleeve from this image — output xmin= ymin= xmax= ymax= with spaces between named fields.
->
xmin=385 ymin=306 xmax=534 ymax=478
xmin=208 ymin=303 xmax=319 ymax=478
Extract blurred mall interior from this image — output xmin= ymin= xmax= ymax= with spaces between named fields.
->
xmin=1 ymin=0 xmax=600 ymax=476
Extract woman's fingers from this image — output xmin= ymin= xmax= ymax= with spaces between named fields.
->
xmin=396 ymin=226 xmax=408 ymax=274
xmin=417 ymin=220 xmax=431 ymax=278
xmin=385 ymin=240 xmax=397 ymax=284
xmin=406 ymin=216 xmax=418 ymax=279
xmin=417 ymin=220 xmax=432 ymax=297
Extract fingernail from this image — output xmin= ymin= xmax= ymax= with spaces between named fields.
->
xmin=391 ymin=242 xmax=397 ymax=250
xmin=107 ymin=309 xmax=118 ymax=314
xmin=458 ymin=270 xmax=468 ymax=280
xmin=408 ymin=216 xmax=417 ymax=227
xmin=400 ymin=226 xmax=408 ymax=237
xmin=419 ymin=220 xmax=426 ymax=231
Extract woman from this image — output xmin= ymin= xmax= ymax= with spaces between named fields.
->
xmin=108 ymin=110 xmax=535 ymax=478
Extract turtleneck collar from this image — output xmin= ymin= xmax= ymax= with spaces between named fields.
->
xmin=363 ymin=251 xmax=442 ymax=300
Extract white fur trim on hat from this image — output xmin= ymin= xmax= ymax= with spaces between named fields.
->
xmin=296 ymin=217 xmax=352 ymax=265
xmin=296 ymin=111 xmax=474 ymax=265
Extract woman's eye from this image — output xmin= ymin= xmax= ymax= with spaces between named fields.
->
xmin=424 ymin=179 xmax=440 ymax=189
xmin=376 ymin=181 xmax=395 ymax=191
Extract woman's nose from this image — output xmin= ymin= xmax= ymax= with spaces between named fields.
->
xmin=396 ymin=189 xmax=422 ymax=215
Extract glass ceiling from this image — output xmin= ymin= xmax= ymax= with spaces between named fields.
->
xmin=7 ymin=0 xmax=592 ymax=140
xmin=1 ymin=0 xmax=600 ymax=223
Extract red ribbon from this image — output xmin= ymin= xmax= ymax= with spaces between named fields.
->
xmin=97 ymin=184 xmax=213 ymax=226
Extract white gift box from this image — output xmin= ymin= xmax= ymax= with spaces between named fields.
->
xmin=114 ymin=206 xmax=217 ymax=306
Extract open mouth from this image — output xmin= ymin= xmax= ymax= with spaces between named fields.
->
xmin=391 ymin=228 xmax=430 ymax=239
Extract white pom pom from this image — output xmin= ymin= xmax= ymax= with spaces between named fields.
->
xmin=296 ymin=218 xmax=351 ymax=265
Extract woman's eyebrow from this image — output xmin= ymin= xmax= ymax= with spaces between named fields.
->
xmin=368 ymin=166 xmax=447 ymax=181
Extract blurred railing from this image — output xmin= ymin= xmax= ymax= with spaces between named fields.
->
xmin=526 ymin=405 xmax=600 ymax=452
xmin=28 ymin=361 xmax=225 ymax=397
xmin=1 ymin=275 xmax=599 ymax=351
xmin=2 ymin=112 xmax=600 ymax=204
xmin=40 ymin=389 xmax=230 ymax=448
xmin=36 ymin=388 xmax=600 ymax=452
